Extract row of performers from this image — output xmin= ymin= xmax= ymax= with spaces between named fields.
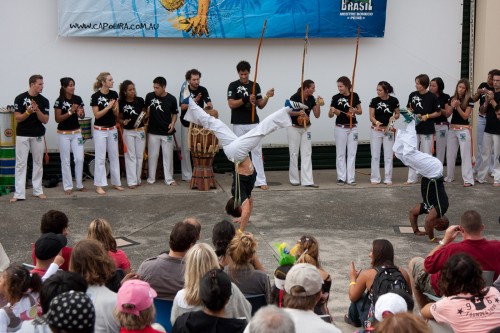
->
xmin=9 ymin=64 xmax=500 ymax=201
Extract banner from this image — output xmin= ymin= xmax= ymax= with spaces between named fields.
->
xmin=58 ymin=0 xmax=387 ymax=38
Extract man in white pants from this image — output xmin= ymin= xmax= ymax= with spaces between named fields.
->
xmin=179 ymin=69 xmax=213 ymax=182
xmin=228 ymin=60 xmax=275 ymax=190
xmin=11 ymin=74 xmax=49 ymax=202
xmin=145 ymin=77 xmax=178 ymax=186
xmin=184 ymin=97 xmax=306 ymax=232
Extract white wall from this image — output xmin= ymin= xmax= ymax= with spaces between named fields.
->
xmin=0 ymin=0 xmax=463 ymax=151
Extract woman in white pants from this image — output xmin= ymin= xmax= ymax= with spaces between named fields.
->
xmin=90 ymin=72 xmax=124 ymax=195
xmin=54 ymin=77 xmax=86 ymax=195
xmin=118 ymin=80 xmax=146 ymax=189
xmin=287 ymin=79 xmax=322 ymax=187
xmin=444 ymin=79 xmax=475 ymax=186
xmin=329 ymin=76 xmax=362 ymax=186
xmin=368 ymin=81 xmax=400 ymax=185
xmin=430 ymin=77 xmax=451 ymax=165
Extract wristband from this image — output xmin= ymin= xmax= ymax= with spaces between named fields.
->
xmin=349 ymin=281 xmax=357 ymax=286
xmin=429 ymin=237 xmax=436 ymax=242
xmin=426 ymin=114 xmax=430 ymax=119
xmin=68 ymin=111 xmax=73 ymax=116
xmin=263 ymin=95 xmax=269 ymax=101
xmin=25 ymin=111 xmax=31 ymax=115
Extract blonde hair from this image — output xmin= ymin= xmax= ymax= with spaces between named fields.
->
xmin=93 ymin=72 xmax=111 ymax=91
xmin=295 ymin=235 xmax=321 ymax=269
xmin=114 ymin=306 xmax=155 ymax=331
xmin=183 ymin=243 xmax=220 ymax=306
xmin=374 ymin=312 xmax=430 ymax=333
xmin=69 ymin=239 xmax=115 ymax=285
xmin=87 ymin=218 xmax=117 ymax=252
xmin=227 ymin=232 xmax=257 ymax=281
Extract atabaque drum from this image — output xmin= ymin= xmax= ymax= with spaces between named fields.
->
xmin=0 ymin=106 xmax=16 ymax=146
xmin=78 ymin=117 xmax=92 ymax=141
xmin=188 ymin=123 xmax=219 ymax=191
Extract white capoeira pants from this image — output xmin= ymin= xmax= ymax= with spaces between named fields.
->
xmin=370 ymin=128 xmax=395 ymax=184
xmin=477 ymin=132 xmax=500 ymax=184
xmin=184 ymin=98 xmax=292 ymax=164
xmin=147 ymin=133 xmax=175 ymax=185
xmin=180 ymin=125 xmax=192 ymax=181
xmin=287 ymin=126 xmax=314 ymax=186
xmin=475 ymin=115 xmax=494 ymax=174
xmin=393 ymin=122 xmax=443 ymax=179
xmin=434 ymin=124 xmax=449 ymax=165
xmin=123 ymin=128 xmax=146 ymax=186
xmin=334 ymin=126 xmax=358 ymax=183
xmin=13 ymin=136 xmax=44 ymax=199
xmin=445 ymin=127 xmax=474 ymax=185
xmin=58 ymin=131 xmax=84 ymax=191
xmin=407 ymin=133 xmax=434 ymax=183
xmin=233 ymin=124 xmax=267 ymax=187
xmin=93 ymin=127 xmax=121 ymax=187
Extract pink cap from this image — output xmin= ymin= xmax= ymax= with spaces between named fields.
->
xmin=116 ymin=280 xmax=157 ymax=316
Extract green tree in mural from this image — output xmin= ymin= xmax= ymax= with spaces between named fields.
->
xmin=220 ymin=0 xmax=261 ymax=37
xmin=275 ymin=0 xmax=306 ymax=34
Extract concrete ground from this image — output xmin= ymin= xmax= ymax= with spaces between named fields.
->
xmin=1 ymin=165 xmax=499 ymax=332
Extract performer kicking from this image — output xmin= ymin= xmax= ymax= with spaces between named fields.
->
xmin=184 ymin=97 xmax=307 ymax=233
xmin=394 ymin=114 xmax=449 ymax=242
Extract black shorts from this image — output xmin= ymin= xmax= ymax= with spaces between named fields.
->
xmin=419 ymin=177 xmax=449 ymax=217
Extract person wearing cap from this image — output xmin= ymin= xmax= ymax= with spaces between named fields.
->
xmin=31 ymin=232 xmax=67 ymax=279
xmin=283 ymin=263 xmax=341 ymax=333
xmin=114 ymin=279 xmax=164 ymax=333
xmin=46 ymin=291 xmax=95 ymax=333
xmin=374 ymin=292 xmax=408 ymax=322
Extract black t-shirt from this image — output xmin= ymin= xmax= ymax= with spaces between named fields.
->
xmin=477 ymin=82 xmax=493 ymax=106
xmin=407 ymin=91 xmax=440 ymax=135
xmin=14 ymin=92 xmax=50 ymax=137
xmin=485 ymin=91 xmax=500 ymax=135
xmin=434 ymin=93 xmax=450 ymax=124
xmin=369 ymin=96 xmax=400 ymax=126
xmin=227 ymin=79 xmax=262 ymax=124
xmin=450 ymin=97 xmax=474 ymax=125
xmin=145 ymin=92 xmax=178 ymax=135
xmin=172 ymin=310 xmax=246 ymax=333
xmin=180 ymin=85 xmax=211 ymax=127
xmin=330 ymin=92 xmax=361 ymax=125
xmin=90 ymin=90 xmax=118 ymax=127
xmin=119 ymin=97 xmax=146 ymax=130
xmin=54 ymin=95 xmax=84 ymax=131
xmin=231 ymin=169 xmax=257 ymax=204
xmin=290 ymin=91 xmax=315 ymax=126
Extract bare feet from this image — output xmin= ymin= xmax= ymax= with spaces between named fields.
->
xmin=64 ymin=190 xmax=72 ymax=195
xmin=169 ymin=181 xmax=177 ymax=186
xmin=10 ymin=198 xmax=23 ymax=203
xmin=96 ymin=187 xmax=106 ymax=195
xmin=414 ymin=231 xmax=427 ymax=236
xmin=33 ymin=194 xmax=47 ymax=199
xmin=259 ymin=185 xmax=269 ymax=190
xmin=78 ymin=187 xmax=88 ymax=192
xmin=128 ymin=185 xmax=137 ymax=189
xmin=114 ymin=186 xmax=125 ymax=191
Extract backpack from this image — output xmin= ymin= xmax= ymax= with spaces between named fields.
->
xmin=371 ymin=266 xmax=409 ymax=305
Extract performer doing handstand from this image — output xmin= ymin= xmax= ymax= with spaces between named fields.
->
xmin=184 ymin=98 xmax=307 ymax=233
xmin=393 ymin=114 xmax=449 ymax=242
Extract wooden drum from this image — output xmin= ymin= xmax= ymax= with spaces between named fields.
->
xmin=188 ymin=123 xmax=219 ymax=191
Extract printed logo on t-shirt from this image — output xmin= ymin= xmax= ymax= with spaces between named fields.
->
xmin=377 ymin=102 xmax=391 ymax=114
xmin=412 ymin=96 xmax=423 ymax=110
xmin=97 ymin=96 xmax=110 ymax=107
xmin=338 ymin=97 xmax=350 ymax=108
xmin=123 ymin=104 xmax=138 ymax=116
xmin=150 ymin=98 xmax=164 ymax=112
xmin=236 ymin=86 xmax=249 ymax=97
xmin=23 ymin=97 xmax=33 ymax=109
xmin=448 ymin=293 xmax=499 ymax=317
xmin=62 ymin=101 xmax=71 ymax=112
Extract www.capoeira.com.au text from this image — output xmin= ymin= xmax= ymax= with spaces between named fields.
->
xmin=69 ymin=22 xmax=159 ymax=31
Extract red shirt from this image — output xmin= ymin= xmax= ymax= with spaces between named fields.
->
xmin=31 ymin=243 xmax=72 ymax=271
xmin=109 ymin=249 xmax=131 ymax=271
xmin=424 ymin=238 xmax=500 ymax=295
xmin=30 ymin=267 xmax=47 ymax=277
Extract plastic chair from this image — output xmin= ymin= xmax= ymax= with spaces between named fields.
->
xmin=245 ymin=294 xmax=267 ymax=316
xmin=154 ymin=298 xmax=174 ymax=332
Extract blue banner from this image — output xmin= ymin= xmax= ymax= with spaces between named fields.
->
xmin=58 ymin=0 xmax=387 ymax=38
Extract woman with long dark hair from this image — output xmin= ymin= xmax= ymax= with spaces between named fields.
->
xmin=329 ymin=76 xmax=362 ymax=186
xmin=91 ymin=72 xmax=123 ymax=195
xmin=54 ymin=77 xmax=86 ymax=195
xmin=118 ymin=80 xmax=146 ymax=189
xmin=421 ymin=253 xmax=500 ymax=333
xmin=368 ymin=81 xmax=400 ymax=185
xmin=429 ymin=77 xmax=451 ymax=165
xmin=443 ymin=79 xmax=475 ymax=186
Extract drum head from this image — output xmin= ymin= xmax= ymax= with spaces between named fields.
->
xmin=88 ymin=158 xmax=110 ymax=178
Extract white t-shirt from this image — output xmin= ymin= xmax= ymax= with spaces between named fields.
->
xmin=0 ymin=294 xmax=38 ymax=332
xmin=86 ymin=285 xmax=120 ymax=333
xmin=431 ymin=287 xmax=500 ymax=333
xmin=284 ymin=308 xmax=341 ymax=333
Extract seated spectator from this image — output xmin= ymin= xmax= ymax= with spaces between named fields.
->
xmin=409 ymin=210 xmax=500 ymax=309
xmin=171 ymin=243 xmax=251 ymax=324
xmin=346 ymin=239 xmax=412 ymax=328
xmin=421 ymin=253 xmax=500 ymax=333
xmin=183 ymin=217 xmax=201 ymax=242
xmin=172 ymin=269 xmax=247 ymax=333
xmin=374 ymin=292 xmax=408 ymax=322
xmin=18 ymin=271 xmax=88 ymax=333
xmin=244 ymin=305 xmax=295 ymax=333
xmin=283 ymin=263 xmax=341 ymax=333
xmin=226 ymin=232 xmax=271 ymax=303
xmin=374 ymin=312 xmax=430 ymax=333
xmin=70 ymin=239 xmax=120 ymax=333
xmin=31 ymin=233 xmax=67 ymax=278
xmin=271 ymin=265 xmax=293 ymax=308
xmin=46 ymin=291 xmax=95 ymax=333
xmin=138 ymin=221 xmax=197 ymax=300
xmin=0 ymin=265 xmax=42 ymax=332
xmin=293 ymin=235 xmax=332 ymax=316
xmin=114 ymin=279 xmax=165 ymax=333
xmin=0 ymin=242 xmax=10 ymax=308
xmin=32 ymin=210 xmax=72 ymax=271
xmin=87 ymin=218 xmax=132 ymax=274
